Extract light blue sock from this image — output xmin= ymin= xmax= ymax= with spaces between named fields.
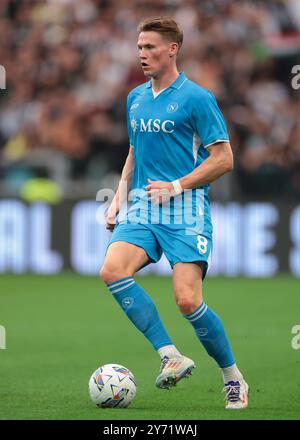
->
xmin=184 ymin=302 xmax=235 ymax=368
xmin=107 ymin=276 xmax=173 ymax=350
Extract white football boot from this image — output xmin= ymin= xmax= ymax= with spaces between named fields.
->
xmin=223 ymin=379 xmax=249 ymax=409
xmin=155 ymin=355 xmax=195 ymax=389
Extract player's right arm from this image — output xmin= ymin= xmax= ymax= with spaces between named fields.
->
xmin=105 ymin=146 xmax=134 ymax=231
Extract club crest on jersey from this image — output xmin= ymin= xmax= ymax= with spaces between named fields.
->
xmin=167 ymin=102 xmax=178 ymax=113
xmin=131 ymin=118 xmax=175 ymax=133
xmin=131 ymin=118 xmax=138 ymax=132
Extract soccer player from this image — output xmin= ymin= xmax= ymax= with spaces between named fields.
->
xmin=100 ymin=17 xmax=249 ymax=409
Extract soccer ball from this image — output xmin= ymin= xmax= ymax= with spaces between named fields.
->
xmin=88 ymin=364 xmax=137 ymax=408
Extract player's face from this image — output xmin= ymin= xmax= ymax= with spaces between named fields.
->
xmin=138 ymin=31 xmax=176 ymax=78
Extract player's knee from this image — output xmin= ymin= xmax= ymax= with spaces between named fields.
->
xmin=99 ymin=264 xmax=127 ymax=285
xmin=175 ymin=296 xmax=199 ymax=315
xmin=99 ymin=265 xmax=110 ymax=284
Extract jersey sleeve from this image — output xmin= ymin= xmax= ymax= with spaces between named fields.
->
xmin=191 ymin=91 xmax=229 ymax=149
xmin=126 ymin=94 xmax=134 ymax=147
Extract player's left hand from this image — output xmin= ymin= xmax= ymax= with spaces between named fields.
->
xmin=146 ymin=179 xmax=174 ymax=204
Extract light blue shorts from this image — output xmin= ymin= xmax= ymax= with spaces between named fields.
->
xmin=107 ymin=221 xmax=212 ymax=280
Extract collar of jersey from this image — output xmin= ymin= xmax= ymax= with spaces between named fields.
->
xmin=146 ymin=71 xmax=187 ymax=90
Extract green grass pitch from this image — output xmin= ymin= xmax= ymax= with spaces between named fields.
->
xmin=0 ymin=274 xmax=300 ymax=420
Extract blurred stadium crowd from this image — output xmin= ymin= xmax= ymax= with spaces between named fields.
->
xmin=0 ymin=0 xmax=300 ymax=201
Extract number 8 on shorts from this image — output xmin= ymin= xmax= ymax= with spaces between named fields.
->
xmin=197 ymin=235 xmax=208 ymax=254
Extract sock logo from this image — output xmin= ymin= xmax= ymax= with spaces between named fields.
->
xmin=197 ymin=328 xmax=208 ymax=337
xmin=122 ymin=297 xmax=134 ymax=309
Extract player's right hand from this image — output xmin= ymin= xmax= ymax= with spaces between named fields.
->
xmin=105 ymin=209 xmax=118 ymax=231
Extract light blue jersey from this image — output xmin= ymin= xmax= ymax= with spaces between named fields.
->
xmin=124 ymin=72 xmax=229 ymax=235
xmin=109 ymin=72 xmax=230 ymax=275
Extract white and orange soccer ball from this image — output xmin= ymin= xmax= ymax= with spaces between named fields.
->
xmin=88 ymin=364 xmax=137 ymax=408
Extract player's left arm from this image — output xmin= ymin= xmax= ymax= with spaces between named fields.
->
xmin=146 ymin=91 xmax=233 ymax=200
xmin=146 ymin=141 xmax=233 ymax=199
xmin=179 ymin=140 xmax=234 ymax=189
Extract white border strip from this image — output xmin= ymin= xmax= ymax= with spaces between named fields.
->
xmin=109 ymin=278 xmax=134 ymax=289
xmin=177 ymin=78 xmax=187 ymax=89
xmin=110 ymin=281 xmax=135 ymax=294
xmin=189 ymin=305 xmax=208 ymax=322
xmin=203 ymin=139 xmax=229 ymax=149
xmin=186 ymin=303 xmax=206 ymax=320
